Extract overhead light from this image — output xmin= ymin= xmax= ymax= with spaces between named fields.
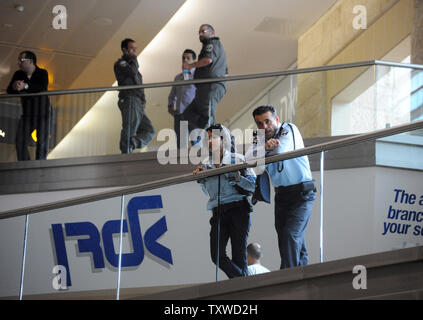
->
xmin=15 ymin=4 xmax=24 ymax=13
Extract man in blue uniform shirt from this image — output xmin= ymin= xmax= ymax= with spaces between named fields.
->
xmin=193 ymin=124 xmax=256 ymax=278
xmin=249 ymin=105 xmax=316 ymax=269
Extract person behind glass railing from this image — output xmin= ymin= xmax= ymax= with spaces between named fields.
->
xmin=167 ymin=49 xmax=197 ymax=149
xmin=7 ymin=50 xmax=51 ymax=161
xmin=114 ymin=38 xmax=155 ymax=154
xmin=247 ymin=242 xmax=270 ymax=275
xmin=247 ymin=105 xmax=316 ymax=270
xmin=193 ymin=124 xmax=256 ymax=278
xmin=182 ymin=24 xmax=228 ymax=142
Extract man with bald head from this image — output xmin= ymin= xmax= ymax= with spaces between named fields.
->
xmin=247 ymin=242 xmax=270 ymax=275
xmin=182 ymin=24 xmax=228 ymax=142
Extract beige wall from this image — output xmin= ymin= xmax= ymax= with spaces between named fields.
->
xmin=297 ymin=0 xmax=413 ymax=137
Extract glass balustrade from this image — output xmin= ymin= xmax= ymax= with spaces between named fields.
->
xmin=1 ymin=62 xmax=421 ymax=163
xmin=323 ymin=128 xmax=423 ymax=262
xmin=1 ymin=61 xmax=423 ymax=299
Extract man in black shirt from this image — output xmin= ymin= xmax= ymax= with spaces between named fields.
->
xmin=182 ymin=24 xmax=228 ymax=139
xmin=114 ymin=38 xmax=155 ymax=154
xmin=7 ymin=51 xmax=51 ymax=161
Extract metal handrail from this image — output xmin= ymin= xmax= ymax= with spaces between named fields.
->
xmin=1 ymin=119 xmax=422 ymax=220
xmin=1 ymin=60 xmax=422 ymax=99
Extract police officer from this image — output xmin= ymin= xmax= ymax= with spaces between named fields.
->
xmin=182 ymin=24 xmax=228 ymax=137
xmin=249 ymin=105 xmax=316 ymax=269
xmin=114 ymin=38 xmax=155 ymax=154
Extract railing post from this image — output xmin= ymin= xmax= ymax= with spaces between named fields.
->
xmin=19 ymin=214 xmax=29 ymax=300
xmin=116 ymin=195 xmax=125 ymax=300
xmin=320 ymin=151 xmax=325 ymax=263
xmin=216 ymin=175 xmax=221 ymax=282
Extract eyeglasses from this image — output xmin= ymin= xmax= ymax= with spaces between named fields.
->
xmin=18 ymin=58 xmax=30 ymax=63
xmin=199 ymin=29 xmax=210 ymax=34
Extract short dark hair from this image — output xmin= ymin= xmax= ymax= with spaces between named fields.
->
xmin=206 ymin=123 xmax=235 ymax=153
xmin=247 ymin=243 xmax=262 ymax=260
xmin=20 ymin=51 xmax=36 ymax=65
xmin=252 ymin=105 xmax=277 ymax=118
xmin=121 ymin=38 xmax=135 ymax=50
xmin=200 ymin=24 xmax=215 ymax=33
xmin=183 ymin=49 xmax=196 ymax=60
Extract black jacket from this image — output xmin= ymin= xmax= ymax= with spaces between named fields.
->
xmin=7 ymin=66 xmax=50 ymax=117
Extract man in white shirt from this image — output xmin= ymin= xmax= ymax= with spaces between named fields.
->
xmin=168 ymin=49 xmax=196 ymax=148
xmin=247 ymin=243 xmax=270 ymax=275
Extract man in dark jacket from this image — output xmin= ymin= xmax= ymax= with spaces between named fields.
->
xmin=7 ymin=51 xmax=51 ymax=161
xmin=182 ymin=24 xmax=227 ymax=141
xmin=114 ymin=38 xmax=155 ymax=154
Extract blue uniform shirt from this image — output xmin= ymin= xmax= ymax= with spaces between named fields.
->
xmin=265 ymin=122 xmax=313 ymax=187
xmin=246 ymin=123 xmax=313 ymax=188
xmin=198 ymin=152 xmax=256 ymax=210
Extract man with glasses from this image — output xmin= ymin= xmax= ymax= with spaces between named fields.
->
xmin=182 ymin=24 xmax=228 ymax=143
xmin=114 ymin=38 xmax=155 ymax=154
xmin=7 ymin=51 xmax=51 ymax=161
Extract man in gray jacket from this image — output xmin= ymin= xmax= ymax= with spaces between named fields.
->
xmin=114 ymin=38 xmax=155 ymax=154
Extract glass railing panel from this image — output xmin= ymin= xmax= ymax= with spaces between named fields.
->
xmin=1 ymin=62 xmax=422 ymax=163
xmin=20 ymin=196 xmax=123 ymax=299
xmin=0 ymin=215 xmax=26 ymax=299
xmin=374 ymin=65 xmax=413 ymax=130
xmin=373 ymin=128 xmax=423 ymax=252
xmin=329 ymin=65 xmax=421 ymax=137
xmin=47 ymin=91 xmax=120 ymax=159
xmin=118 ymin=182 xmax=219 ymax=296
xmin=0 ymin=96 xmax=25 ymax=163
xmin=327 ymin=65 xmax=374 ymax=137
xmin=1 ymin=122 xmax=421 ymax=298
xmin=226 ymin=75 xmax=297 ymax=132
xmin=322 ymin=128 xmax=423 ymax=262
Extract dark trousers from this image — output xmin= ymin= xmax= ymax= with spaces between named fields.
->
xmin=274 ymin=188 xmax=315 ymax=269
xmin=118 ymin=96 xmax=155 ymax=153
xmin=209 ymin=199 xmax=251 ymax=279
xmin=182 ymin=83 xmax=226 ymax=132
xmin=174 ymin=113 xmax=189 ymax=149
xmin=16 ymin=114 xmax=50 ymax=161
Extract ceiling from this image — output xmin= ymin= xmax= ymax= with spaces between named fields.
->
xmin=0 ymin=0 xmax=339 ymax=154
